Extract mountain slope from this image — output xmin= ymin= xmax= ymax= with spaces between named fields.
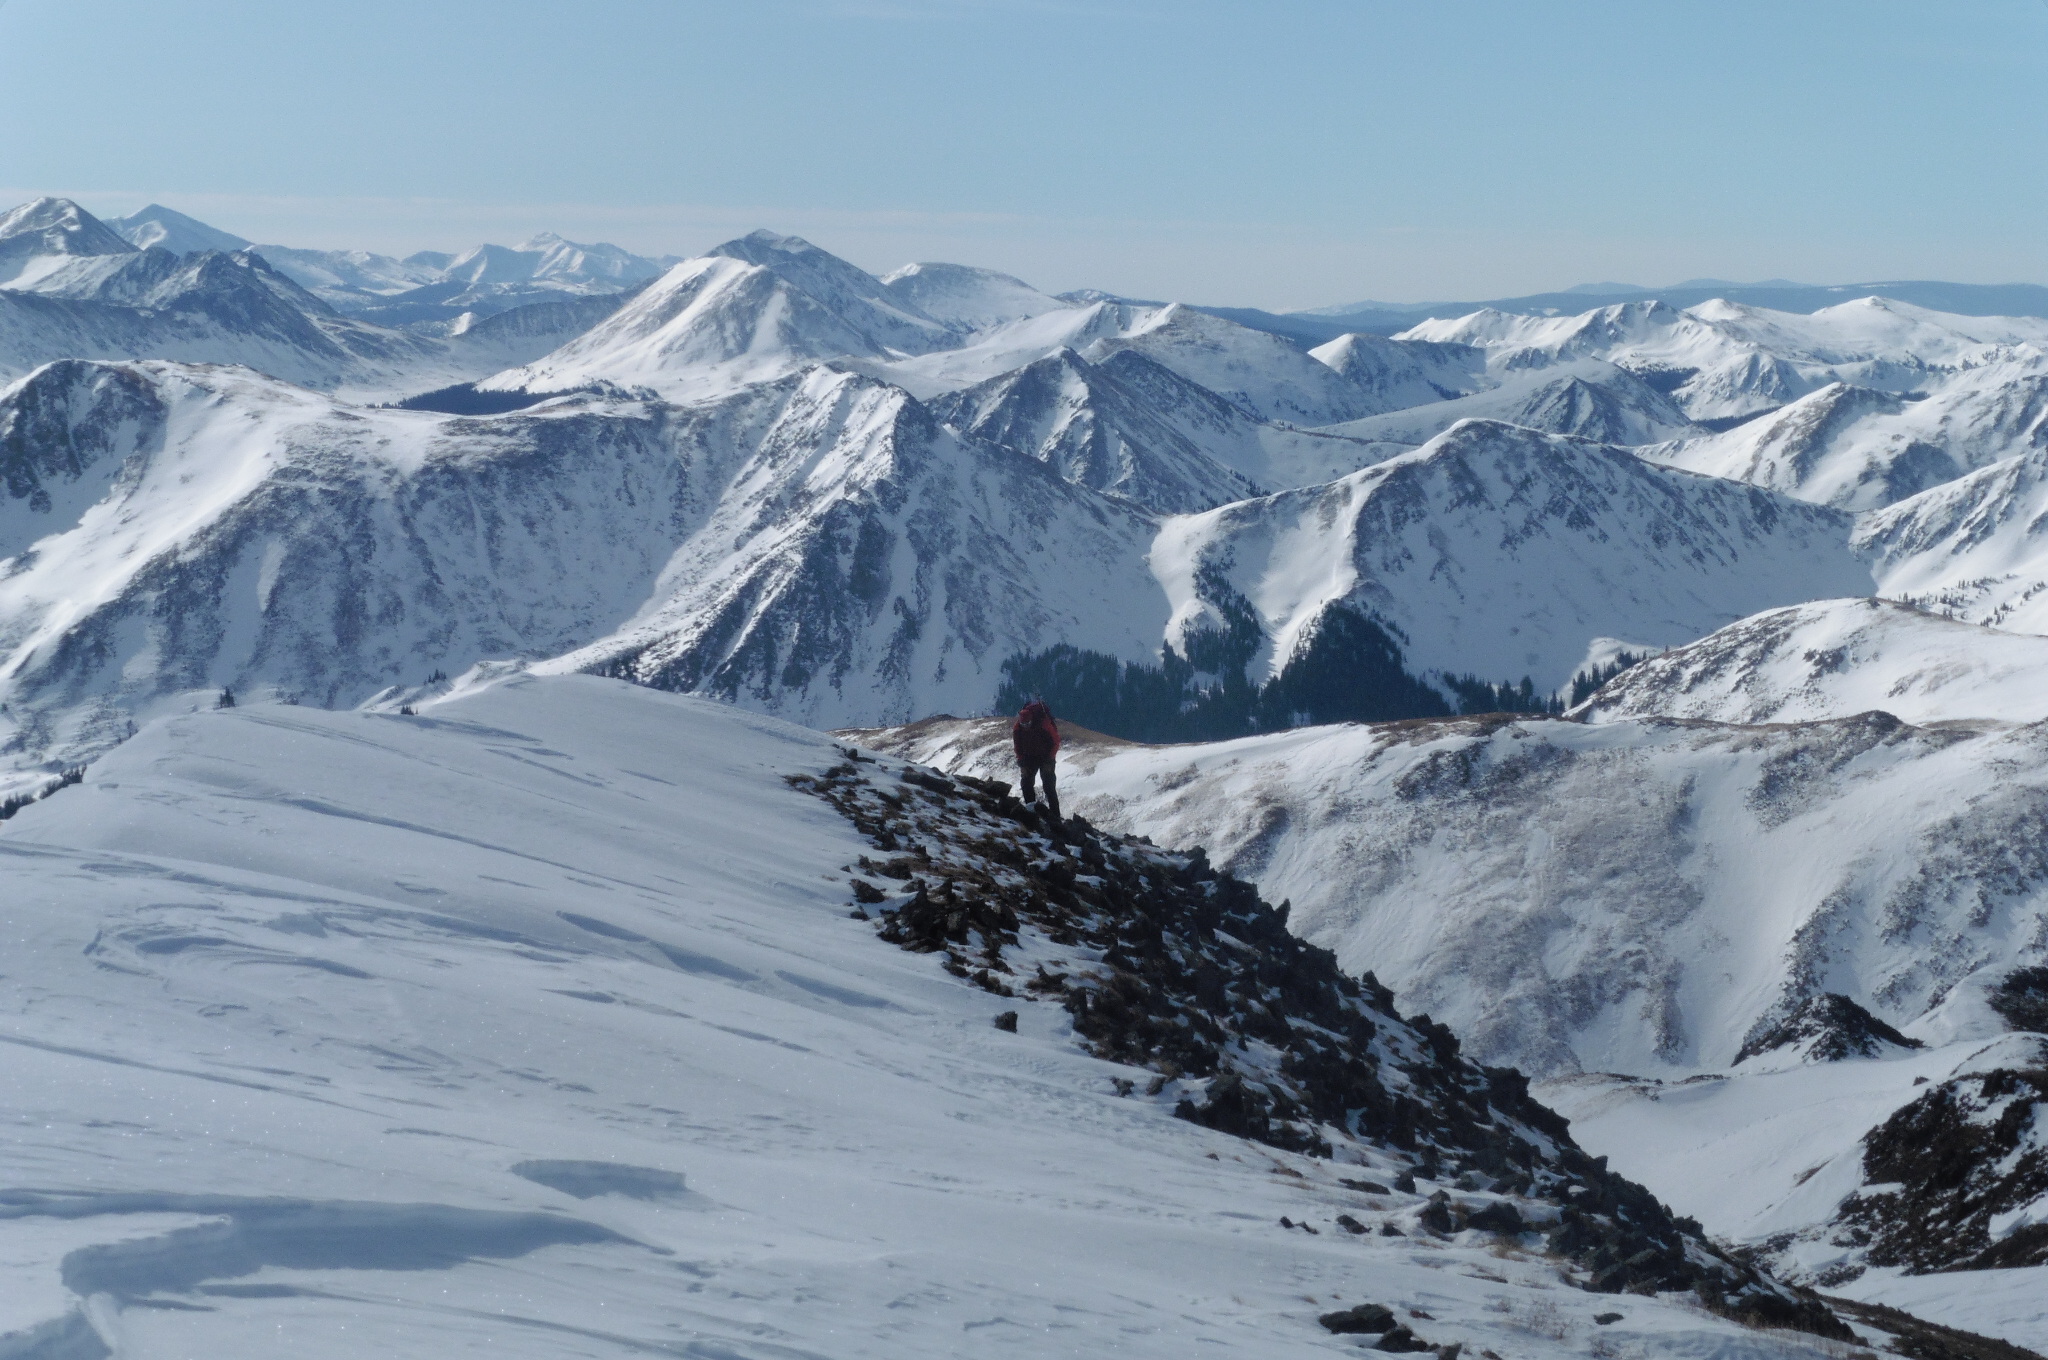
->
xmin=926 ymin=348 xmax=1262 ymax=511
xmin=0 ymin=360 xmax=1167 ymax=777
xmin=1307 ymin=331 xmax=1488 ymax=409
xmin=1152 ymin=419 xmax=1870 ymax=693
xmin=482 ymin=238 xmax=956 ymax=402
xmin=0 ymin=197 xmax=135 ymax=287
xmin=542 ymin=368 xmax=1168 ymax=728
xmin=0 ymin=361 xmax=705 ymax=777
xmin=1859 ymin=445 xmax=2048 ymax=631
xmin=1646 ymin=356 xmax=2048 ymax=511
xmin=1087 ymin=303 xmax=1393 ymax=425
xmin=860 ymin=709 xmax=2048 ymax=1086
xmin=1573 ymin=597 xmax=2048 ymax=725
xmin=0 ymin=673 xmax=1862 ymax=1357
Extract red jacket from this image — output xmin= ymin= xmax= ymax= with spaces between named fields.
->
xmin=1012 ymin=701 xmax=1061 ymax=762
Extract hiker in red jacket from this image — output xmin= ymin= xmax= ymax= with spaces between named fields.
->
xmin=1011 ymin=698 xmax=1062 ymax=822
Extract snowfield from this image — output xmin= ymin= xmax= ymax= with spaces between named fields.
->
xmin=0 ymin=674 xmax=1870 ymax=1359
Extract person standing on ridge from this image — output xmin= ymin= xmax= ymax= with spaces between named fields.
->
xmin=1011 ymin=697 xmax=1062 ymax=822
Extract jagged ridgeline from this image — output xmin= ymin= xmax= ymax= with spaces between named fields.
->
xmin=789 ymin=749 xmax=1851 ymax=1335
xmin=996 ymin=570 xmax=1565 ymax=743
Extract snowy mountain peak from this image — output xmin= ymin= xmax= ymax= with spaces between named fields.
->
xmin=708 ymin=230 xmax=952 ymax=353
xmin=879 ymin=261 xmax=1072 ymax=331
xmin=0 ymin=197 xmax=137 ymax=287
xmin=106 ymin=203 xmax=252 ymax=256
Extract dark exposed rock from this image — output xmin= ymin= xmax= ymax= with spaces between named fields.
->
xmin=790 ymin=752 xmax=1855 ymax=1340
xmin=1594 ymin=1312 xmax=1623 ymax=1325
xmin=1735 ymin=992 xmax=1924 ymax=1065
xmin=1991 ymin=966 xmax=2048 ymax=1035
xmin=992 ymin=1010 xmax=1018 ymax=1032
xmin=1374 ymin=1324 xmax=1431 ymax=1352
xmin=1318 ymin=1303 xmax=1395 ymax=1334
xmin=1837 ymin=1064 xmax=2048 ymax=1272
xmin=1463 ymin=1200 xmax=1525 ymax=1235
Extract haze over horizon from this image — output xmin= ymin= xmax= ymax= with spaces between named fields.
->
xmin=3 ymin=0 xmax=2045 ymax=310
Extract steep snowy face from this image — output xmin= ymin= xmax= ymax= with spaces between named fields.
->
xmin=1321 ymin=360 xmax=1699 ymax=451
xmin=927 ymin=346 xmax=1391 ymax=511
xmin=0 ymin=361 xmax=712 ymax=775
xmin=1308 ymin=331 xmax=1488 ymax=410
xmin=0 ymin=675 xmax=1859 ymax=1358
xmin=1647 ymin=356 xmax=2048 ymax=512
xmin=1153 ymin=420 xmax=1870 ymax=692
xmin=0 ymin=357 xmax=1169 ymax=774
xmin=106 ymin=203 xmax=252 ymax=256
xmin=879 ymin=261 xmax=1073 ymax=330
xmin=546 ymin=368 xmax=1169 ymax=729
xmin=1574 ymin=597 xmax=2048 ymax=726
xmin=479 ymin=255 xmax=866 ymax=399
xmin=0 ymin=197 xmax=136 ymax=287
xmin=1087 ymin=304 xmax=1392 ymax=425
xmin=926 ymin=348 xmax=1262 ymax=512
xmin=708 ymin=229 xmax=952 ymax=354
xmin=1858 ymin=445 xmax=2048 ymax=631
xmin=866 ymin=710 xmax=2048 ymax=1088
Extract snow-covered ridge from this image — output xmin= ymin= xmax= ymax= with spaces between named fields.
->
xmin=1573 ymin=597 xmax=2048 ymax=726
xmin=0 ymin=673 xmax=1870 ymax=1357
xmin=1644 ymin=354 xmax=2048 ymax=512
xmin=1151 ymin=419 xmax=1869 ymax=692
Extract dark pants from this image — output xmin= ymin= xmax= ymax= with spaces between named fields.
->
xmin=1018 ymin=756 xmax=1060 ymax=820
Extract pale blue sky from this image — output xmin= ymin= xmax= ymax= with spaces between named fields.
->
xmin=0 ymin=0 xmax=2041 ymax=308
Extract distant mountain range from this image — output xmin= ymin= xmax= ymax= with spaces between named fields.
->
xmin=8 ymin=190 xmax=2048 ymax=1350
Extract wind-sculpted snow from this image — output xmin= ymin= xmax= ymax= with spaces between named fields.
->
xmin=1151 ymin=419 xmax=1870 ymax=693
xmin=861 ymin=710 xmax=2048 ymax=1084
xmin=1574 ymin=597 xmax=2048 ymax=726
xmin=0 ymin=675 xmax=1868 ymax=1358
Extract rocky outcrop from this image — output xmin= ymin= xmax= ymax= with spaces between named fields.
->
xmin=790 ymin=747 xmax=1853 ymax=1335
